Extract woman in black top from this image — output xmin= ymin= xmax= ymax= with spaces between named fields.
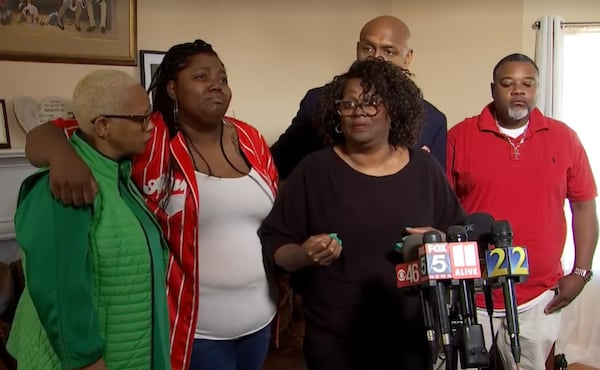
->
xmin=260 ymin=58 xmax=465 ymax=370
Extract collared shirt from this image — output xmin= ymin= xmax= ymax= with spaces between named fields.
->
xmin=447 ymin=104 xmax=597 ymax=308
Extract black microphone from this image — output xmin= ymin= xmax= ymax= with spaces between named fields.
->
xmin=422 ymin=230 xmax=453 ymax=369
xmin=446 ymin=225 xmax=489 ymax=369
xmin=464 ymin=213 xmax=495 ymax=250
xmin=463 ymin=213 xmax=496 ymax=319
xmin=396 ymin=233 xmax=425 ymax=262
xmin=489 ymin=220 xmax=527 ymax=365
xmin=395 ymin=234 xmax=438 ymax=368
xmin=447 ymin=226 xmax=477 ymax=325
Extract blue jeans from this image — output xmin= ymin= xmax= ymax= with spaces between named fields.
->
xmin=189 ymin=323 xmax=271 ymax=370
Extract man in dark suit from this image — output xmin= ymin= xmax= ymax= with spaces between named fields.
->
xmin=271 ymin=15 xmax=447 ymax=180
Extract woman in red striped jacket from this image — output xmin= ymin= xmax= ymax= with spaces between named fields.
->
xmin=25 ymin=40 xmax=279 ymax=370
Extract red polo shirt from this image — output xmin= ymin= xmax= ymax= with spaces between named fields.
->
xmin=447 ymin=104 xmax=597 ymax=308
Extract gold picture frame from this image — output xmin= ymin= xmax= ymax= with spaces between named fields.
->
xmin=0 ymin=0 xmax=137 ymax=65
xmin=0 ymin=100 xmax=10 ymax=149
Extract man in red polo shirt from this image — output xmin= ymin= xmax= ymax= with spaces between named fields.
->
xmin=447 ymin=53 xmax=598 ymax=370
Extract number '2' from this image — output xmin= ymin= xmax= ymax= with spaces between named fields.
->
xmin=489 ymin=247 xmax=528 ymax=277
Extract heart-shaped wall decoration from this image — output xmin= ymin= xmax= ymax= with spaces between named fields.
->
xmin=13 ymin=96 xmax=74 ymax=133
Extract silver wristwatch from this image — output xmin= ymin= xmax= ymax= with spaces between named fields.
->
xmin=572 ymin=267 xmax=593 ymax=282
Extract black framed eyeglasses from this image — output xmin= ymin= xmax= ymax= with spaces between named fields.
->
xmin=91 ymin=113 xmax=152 ymax=131
xmin=335 ymin=100 xmax=381 ymax=117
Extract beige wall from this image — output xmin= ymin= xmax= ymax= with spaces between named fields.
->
xmin=0 ymin=0 xmax=389 ymax=148
xmin=392 ymin=0 xmax=525 ymax=127
xmin=1 ymin=0 xmax=599 ymax=148
xmin=137 ymin=0 xmax=391 ymax=142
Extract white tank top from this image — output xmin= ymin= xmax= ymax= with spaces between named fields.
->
xmin=194 ymin=168 xmax=276 ymax=339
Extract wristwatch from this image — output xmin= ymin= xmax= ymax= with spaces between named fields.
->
xmin=572 ymin=267 xmax=594 ymax=282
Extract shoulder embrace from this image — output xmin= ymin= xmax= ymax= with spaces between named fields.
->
xmin=16 ymin=171 xmax=61 ymax=218
xmin=19 ymin=170 xmax=50 ymax=200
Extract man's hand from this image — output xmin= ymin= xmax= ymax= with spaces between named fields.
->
xmin=544 ymin=274 xmax=587 ymax=314
xmin=79 ymin=358 xmax=107 ymax=370
xmin=49 ymin=148 xmax=98 ymax=207
xmin=302 ymin=234 xmax=342 ymax=266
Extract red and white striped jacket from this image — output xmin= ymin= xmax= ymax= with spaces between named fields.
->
xmin=55 ymin=113 xmax=279 ymax=370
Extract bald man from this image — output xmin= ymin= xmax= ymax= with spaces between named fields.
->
xmin=271 ymin=15 xmax=447 ymax=179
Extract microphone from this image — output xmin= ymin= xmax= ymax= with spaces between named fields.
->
xmin=395 ymin=233 xmax=425 ymax=263
xmin=464 ymin=213 xmax=495 ymax=250
xmin=395 ymin=228 xmax=490 ymax=369
xmin=422 ymin=230 xmax=453 ymax=369
xmin=446 ymin=225 xmax=489 ymax=369
xmin=463 ymin=213 xmax=496 ymax=319
xmin=488 ymin=221 xmax=529 ymax=282
xmin=395 ymin=234 xmax=438 ymax=367
xmin=487 ymin=220 xmax=530 ymax=365
xmin=395 ymin=234 xmax=426 ymax=289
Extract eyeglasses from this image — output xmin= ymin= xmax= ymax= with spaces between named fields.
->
xmin=91 ymin=113 xmax=152 ymax=131
xmin=335 ymin=100 xmax=381 ymax=117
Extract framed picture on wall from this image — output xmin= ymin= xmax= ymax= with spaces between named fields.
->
xmin=0 ymin=0 xmax=137 ymax=65
xmin=140 ymin=50 xmax=166 ymax=94
xmin=0 ymin=100 xmax=10 ymax=149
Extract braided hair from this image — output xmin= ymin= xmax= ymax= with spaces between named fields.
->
xmin=148 ymin=39 xmax=223 ymax=138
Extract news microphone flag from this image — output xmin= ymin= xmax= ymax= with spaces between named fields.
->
xmin=396 ymin=241 xmax=482 ymax=288
xmin=485 ymin=246 xmax=529 ymax=279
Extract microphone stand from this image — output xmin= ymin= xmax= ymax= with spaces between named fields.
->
xmin=492 ymin=222 xmax=522 ymax=365
xmin=423 ymin=231 xmax=455 ymax=370
xmin=447 ymin=226 xmax=489 ymax=369
xmin=419 ymin=289 xmax=439 ymax=369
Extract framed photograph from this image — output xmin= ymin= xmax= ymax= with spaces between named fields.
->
xmin=0 ymin=0 xmax=137 ymax=66
xmin=0 ymin=100 xmax=10 ymax=149
xmin=140 ymin=50 xmax=165 ymax=92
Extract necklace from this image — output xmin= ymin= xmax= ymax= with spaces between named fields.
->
xmin=183 ymin=120 xmax=249 ymax=177
xmin=494 ymin=113 xmax=528 ymax=161
xmin=184 ymin=122 xmax=224 ymax=176
xmin=506 ymin=136 xmax=526 ymax=160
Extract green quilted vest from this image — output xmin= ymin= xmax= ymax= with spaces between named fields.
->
xmin=7 ymin=133 xmax=170 ymax=369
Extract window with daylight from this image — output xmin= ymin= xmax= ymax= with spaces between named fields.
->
xmin=561 ymin=29 xmax=600 ymax=272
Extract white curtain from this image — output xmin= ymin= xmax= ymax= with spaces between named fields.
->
xmin=534 ymin=15 xmax=565 ymax=119
xmin=550 ymin=27 xmax=600 ymax=368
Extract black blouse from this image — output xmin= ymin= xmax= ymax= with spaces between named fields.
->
xmin=260 ymin=147 xmax=465 ymax=369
